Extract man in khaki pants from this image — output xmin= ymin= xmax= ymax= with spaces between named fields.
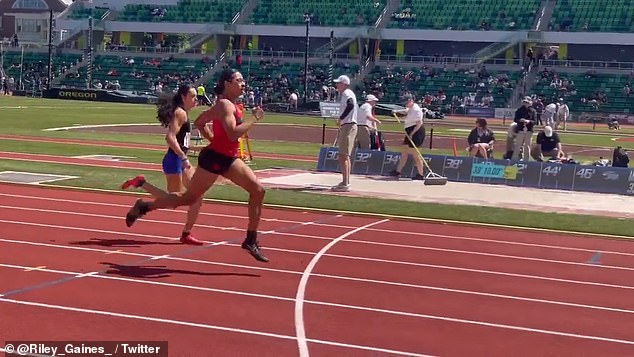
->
xmin=332 ymin=75 xmax=358 ymax=192
xmin=512 ymin=96 xmax=536 ymax=161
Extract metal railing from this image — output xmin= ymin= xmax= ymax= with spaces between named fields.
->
xmin=539 ymin=59 xmax=634 ymax=70
xmin=377 ymin=55 xmax=523 ymax=66
xmin=233 ymin=49 xmax=360 ymax=60
xmin=99 ymin=44 xmax=201 ymax=54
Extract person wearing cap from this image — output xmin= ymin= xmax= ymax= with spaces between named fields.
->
xmin=512 ymin=96 xmax=536 ymax=161
xmin=531 ymin=126 xmax=564 ymax=161
xmin=389 ymin=96 xmax=426 ymax=180
xmin=356 ymin=94 xmax=381 ymax=150
xmin=332 ymin=74 xmax=358 ymax=192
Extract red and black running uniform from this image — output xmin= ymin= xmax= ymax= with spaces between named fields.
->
xmin=197 ymin=105 xmax=243 ymax=174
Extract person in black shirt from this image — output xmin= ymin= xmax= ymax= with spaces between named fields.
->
xmin=512 ymin=96 xmax=536 ymax=161
xmin=531 ymin=126 xmax=564 ymax=161
xmin=467 ymin=118 xmax=495 ymax=159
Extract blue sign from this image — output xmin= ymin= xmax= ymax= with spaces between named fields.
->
xmin=316 ymin=147 xmax=634 ymax=196
xmin=471 ymin=162 xmax=507 ymax=178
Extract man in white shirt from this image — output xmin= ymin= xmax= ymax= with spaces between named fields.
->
xmin=554 ymin=98 xmax=570 ymax=131
xmin=356 ymin=94 xmax=381 ymax=150
xmin=332 ymin=75 xmax=358 ymax=192
xmin=390 ymin=96 xmax=426 ymax=180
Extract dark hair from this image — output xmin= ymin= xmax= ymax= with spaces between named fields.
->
xmin=476 ymin=118 xmax=488 ymax=128
xmin=156 ymin=84 xmax=193 ymax=127
xmin=213 ymin=69 xmax=237 ymax=96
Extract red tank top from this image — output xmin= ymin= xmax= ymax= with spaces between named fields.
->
xmin=209 ymin=104 xmax=243 ymax=157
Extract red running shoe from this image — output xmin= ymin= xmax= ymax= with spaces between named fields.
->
xmin=180 ymin=232 xmax=204 ymax=246
xmin=121 ymin=175 xmax=146 ymax=190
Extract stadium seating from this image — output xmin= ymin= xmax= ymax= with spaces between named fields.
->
xmin=358 ymin=64 xmax=520 ymax=109
xmin=532 ymin=69 xmax=634 ymax=114
xmin=389 ymin=0 xmax=541 ymax=30
xmin=549 ymin=0 xmax=634 ymax=32
xmin=1 ymin=52 xmax=82 ymax=83
xmin=58 ymin=55 xmax=213 ymax=92
xmin=117 ymin=0 xmax=246 ymax=23
xmin=249 ymin=0 xmax=386 ymax=26
xmin=69 ymin=7 xmax=108 ymax=20
xmin=208 ymin=59 xmax=358 ymax=103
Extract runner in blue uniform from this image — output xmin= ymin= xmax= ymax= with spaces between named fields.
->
xmin=121 ymin=84 xmax=204 ymax=245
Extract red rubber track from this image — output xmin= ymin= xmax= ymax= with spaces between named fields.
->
xmin=1 ymin=183 xmax=634 ymax=356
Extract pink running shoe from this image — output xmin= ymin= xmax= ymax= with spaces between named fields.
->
xmin=180 ymin=232 xmax=204 ymax=246
xmin=121 ymin=175 xmax=146 ymax=190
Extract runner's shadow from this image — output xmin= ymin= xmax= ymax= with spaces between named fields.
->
xmin=70 ymin=238 xmax=182 ymax=248
xmin=100 ymin=262 xmax=260 ymax=279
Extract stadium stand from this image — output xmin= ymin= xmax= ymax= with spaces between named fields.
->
xmin=358 ymin=63 xmax=521 ymax=112
xmin=69 ymin=6 xmax=108 ymax=20
xmin=1 ymin=51 xmax=82 ymax=87
xmin=58 ymin=55 xmax=214 ymax=92
xmin=249 ymin=0 xmax=386 ymax=26
xmin=549 ymin=0 xmax=634 ymax=32
xmin=210 ymin=58 xmax=359 ymax=104
xmin=389 ymin=0 xmax=541 ymax=30
xmin=532 ymin=68 xmax=634 ymax=114
xmin=117 ymin=0 xmax=246 ymax=23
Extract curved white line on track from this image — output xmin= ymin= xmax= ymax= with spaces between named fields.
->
xmin=42 ymin=123 xmax=158 ymax=131
xmin=294 ymin=218 xmax=389 ymax=357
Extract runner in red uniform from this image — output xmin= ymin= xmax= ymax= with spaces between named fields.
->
xmin=124 ymin=69 xmax=268 ymax=262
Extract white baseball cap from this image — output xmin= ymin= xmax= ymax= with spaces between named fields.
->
xmin=366 ymin=94 xmax=379 ymax=102
xmin=544 ymin=126 xmax=553 ymax=137
xmin=333 ymin=75 xmax=350 ymax=85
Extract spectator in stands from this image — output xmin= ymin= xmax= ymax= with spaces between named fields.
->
xmin=356 ymin=94 xmax=381 ymax=150
xmin=512 ymin=96 xmax=536 ymax=161
xmin=332 ymin=75 xmax=358 ymax=192
xmin=390 ymin=95 xmax=426 ymax=180
xmin=467 ymin=118 xmax=495 ymax=159
xmin=531 ymin=126 xmax=564 ymax=161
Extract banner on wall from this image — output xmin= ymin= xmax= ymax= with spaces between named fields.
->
xmin=316 ymin=147 xmax=634 ymax=196
xmin=44 ymin=88 xmax=156 ymax=104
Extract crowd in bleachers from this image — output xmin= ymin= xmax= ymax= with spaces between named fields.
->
xmin=532 ymin=67 xmax=634 ymax=113
xmin=359 ymin=63 xmax=518 ymax=113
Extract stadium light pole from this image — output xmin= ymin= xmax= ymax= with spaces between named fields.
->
xmin=303 ymin=13 xmax=312 ymax=105
xmin=47 ymin=9 xmax=53 ymax=90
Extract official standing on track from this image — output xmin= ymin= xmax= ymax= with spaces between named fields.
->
xmin=332 ymin=75 xmax=358 ymax=192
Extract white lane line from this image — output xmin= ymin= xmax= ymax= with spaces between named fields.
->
xmin=4 ymin=192 xmax=634 ymax=259
xmin=1 ymin=264 xmax=633 ymax=349
xmin=3 ymin=206 xmax=634 ymax=275
xmin=294 ymin=219 xmax=389 ymax=357
xmin=2 ymin=223 xmax=634 ymax=293
xmin=0 ymin=298 xmax=429 ymax=356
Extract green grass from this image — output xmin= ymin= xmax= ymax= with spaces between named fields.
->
xmin=1 ymin=96 xmax=632 ymax=237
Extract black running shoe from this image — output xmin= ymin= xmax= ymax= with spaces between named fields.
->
xmin=412 ymin=174 xmax=425 ymax=180
xmin=126 ymin=199 xmax=149 ymax=227
xmin=241 ymin=240 xmax=269 ymax=262
xmin=389 ymin=170 xmax=401 ymax=177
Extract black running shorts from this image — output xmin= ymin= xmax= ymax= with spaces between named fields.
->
xmin=198 ymin=147 xmax=237 ymax=175
xmin=403 ymin=125 xmax=426 ymax=148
